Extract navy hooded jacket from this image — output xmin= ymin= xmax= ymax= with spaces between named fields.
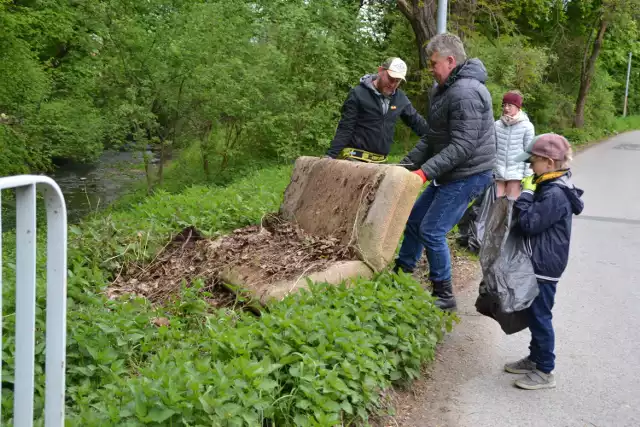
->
xmin=514 ymin=172 xmax=584 ymax=282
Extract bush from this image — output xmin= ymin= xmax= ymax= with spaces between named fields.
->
xmin=0 ymin=126 xmax=48 ymax=175
xmin=1 ymin=162 xmax=453 ymax=426
xmin=28 ymin=98 xmax=106 ymax=163
xmin=68 ymin=274 xmax=454 ymax=426
xmin=613 ymin=115 xmax=640 ymax=132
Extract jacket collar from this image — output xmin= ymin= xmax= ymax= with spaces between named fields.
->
xmin=443 ymin=64 xmax=464 ymax=88
xmin=361 ymin=74 xmax=396 ymax=98
xmin=534 ymin=169 xmax=569 ymax=185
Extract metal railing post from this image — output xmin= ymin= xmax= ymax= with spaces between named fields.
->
xmin=0 ymin=175 xmax=67 ymax=427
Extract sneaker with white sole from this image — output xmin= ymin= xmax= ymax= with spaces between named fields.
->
xmin=514 ymin=369 xmax=556 ymax=390
xmin=504 ymin=357 xmax=537 ymax=374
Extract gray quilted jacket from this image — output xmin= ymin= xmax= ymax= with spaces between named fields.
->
xmin=494 ymin=113 xmax=535 ymax=181
xmin=401 ymin=59 xmax=496 ymax=183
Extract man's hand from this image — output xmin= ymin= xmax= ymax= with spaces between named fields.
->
xmin=412 ymin=169 xmax=427 ymax=184
xmin=522 ymin=175 xmax=537 ymax=192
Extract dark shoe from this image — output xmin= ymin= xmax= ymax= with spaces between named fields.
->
xmin=456 ymin=235 xmax=469 ymax=247
xmin=432 ymin=279 xmax=457 ymax=311
xmin=392 ymin=264 xmax=413 ymax=274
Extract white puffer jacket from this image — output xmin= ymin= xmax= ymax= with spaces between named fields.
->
xmin=494 ymin=112 xmax=535 ymax=181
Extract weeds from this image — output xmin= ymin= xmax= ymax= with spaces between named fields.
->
xmin=66 ymin=274 xmax=455 ymax=426
xmin=1 ymin=163 xmax=453 ymax=426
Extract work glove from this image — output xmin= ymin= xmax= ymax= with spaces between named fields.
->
xmin=412 ymin=169 xmax=427 ymax=184
xmin=521 ymin=175 xmax=537 ymax=192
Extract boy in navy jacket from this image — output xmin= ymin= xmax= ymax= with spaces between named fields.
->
xmin=505 ymin=133 xmax=584 ymax=390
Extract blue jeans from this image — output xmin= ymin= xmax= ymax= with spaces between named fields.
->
xmin=528 ymin=279 xmax=557 ymax=373
xmin=395 ymin=171 xmax=493 ymax=282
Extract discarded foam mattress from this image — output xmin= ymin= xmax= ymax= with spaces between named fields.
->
xmin=218 ymin=156 xmax=424 ymax=304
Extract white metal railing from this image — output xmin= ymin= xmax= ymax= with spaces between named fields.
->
xmin=0 ymin=175 xmax=67 ymax=427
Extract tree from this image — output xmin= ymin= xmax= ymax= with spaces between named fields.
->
xmin=396 ymin=0 xmax=438 ymax=69
xmin=573 ymin=0 xmax=640 ymax=128
xmin=575 ymin=16 xmax=608 ymax=127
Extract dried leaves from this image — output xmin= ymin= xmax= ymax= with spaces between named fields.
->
xmin=108 ymin=215 xmax=357 ymax=305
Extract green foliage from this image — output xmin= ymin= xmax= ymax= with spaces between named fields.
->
xmin=0 ymin=126 xmax=47 ymax=175
xmin=66 ymin=274 xmax=453 ymax=426
xmin=75 ymin=165 xmax=293 ymax=273
xmin=4 ymin=1 xmax=640 ymax=424
xmin=382 ymin=0 xmax=640 ymax=139
xmin=0 ymin=0 xmax=380 ymax=183
xmin=29 ymin=98 xmax=106 ymax=162
xmin=3 ymin=0 xmax=640 ymax=181
xmin=1 ymin=165 xmax=454 ymax=425
xmin=0 ymin=3 xmax=53 ymax=174
xmin=465 ymin=35 xmax=555 ymax=122
xmin=561 ymin=114 xmax=640 ymax=145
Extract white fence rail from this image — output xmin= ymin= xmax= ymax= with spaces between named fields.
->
xmin=0 ymin=175 xmax=67 ymax=427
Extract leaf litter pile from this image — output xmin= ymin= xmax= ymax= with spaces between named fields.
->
xmin=108 ymin=214 xmax=358 ymax=308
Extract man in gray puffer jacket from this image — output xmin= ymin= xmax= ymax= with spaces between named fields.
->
xmin=394 ymin=33 xmax=496 ymax=311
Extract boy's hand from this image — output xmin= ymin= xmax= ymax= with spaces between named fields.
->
xmin=522 ymin=176 xmax=537 ymax=192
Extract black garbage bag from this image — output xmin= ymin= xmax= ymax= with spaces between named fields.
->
xmin=468 ymin=183 xmax=496 ymax=252
xmin=475 ymin=280 xmax=529 ymax=335
xmin=456 ymin=197 xmax=480 ymax=247
xmin=456 ymin=184 xmax=496 ymax=253
xmin=475 ymin=196 xmax=539 ymax=333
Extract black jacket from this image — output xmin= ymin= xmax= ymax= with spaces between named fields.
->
xmin=515 ymin=172 xmax=584 ymax=282
xmin=326 ymin=74 xmax=428 ymax=158
xmin=401 ymin=59 xmax=496 ymax=183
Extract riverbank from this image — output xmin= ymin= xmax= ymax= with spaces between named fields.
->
xmin=1 ymin=160 xmax=456 ymax=426
xmin=2 ymin=116 xmax=640 ymax=425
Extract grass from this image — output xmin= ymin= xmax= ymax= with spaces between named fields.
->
xmin=110 ymin=142 xmax=295 ymax=210
xmin=1 ymin=161 xmax=454 ymax=426
xmin=528 ymin=115 xmax=640 ymax=147
xmin=2 ymin=115 xmax=639 ymax=425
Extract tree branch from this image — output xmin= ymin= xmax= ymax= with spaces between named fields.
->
xmin=396 ymin=0 xmax=412 ymax=19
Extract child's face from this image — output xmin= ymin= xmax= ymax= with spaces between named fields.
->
xmin=502 ymin=103 xmax=519 ymax=117
xmin=529 ymin=155 xmax=556 ymax=176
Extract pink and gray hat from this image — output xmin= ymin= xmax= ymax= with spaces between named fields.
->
xmin=515 ymin=133 xmax=571 ymax=162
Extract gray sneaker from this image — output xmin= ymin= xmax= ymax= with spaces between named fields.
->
xmin=504 ymin=357 xmax=537 ymax=374
xmin=514 ymin=370 xmax=556 ymax=390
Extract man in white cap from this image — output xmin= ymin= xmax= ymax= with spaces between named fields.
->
xmin=325 ymin=57 xmax=428 ymax=163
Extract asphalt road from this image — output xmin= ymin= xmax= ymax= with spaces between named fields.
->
xmin=402 ymin=132 xmax=640 ymax=427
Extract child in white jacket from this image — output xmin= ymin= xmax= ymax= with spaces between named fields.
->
xmin=494 ymin=90 xmax=535 ymax=199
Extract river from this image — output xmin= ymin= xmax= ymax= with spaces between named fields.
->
xmin=1 ymin=149 xmax=168 ymax=233
xmin=50 ymin=149 xmax=168 ymax=223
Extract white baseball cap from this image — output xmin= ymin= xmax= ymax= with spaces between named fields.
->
xmin=382 ymin=57 xmax=407 ymax=81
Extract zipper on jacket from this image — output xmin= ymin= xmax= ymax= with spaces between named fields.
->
xmin=504 ymin=125 xmax=511 ymax=175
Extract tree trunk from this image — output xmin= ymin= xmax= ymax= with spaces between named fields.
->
xmin=574 ymin=18 xmax=608 ymax=128
xmin=156 ymin=135 xmax=165 ymax=186
xmin=201 ymin=121 xmax=213 ymax=180
xmin=450 ymin=0 xmax=477 ymax=40
xmin=203 ymin=153 xmax=210 ymax=180
xmin=397 ymin=0 xmax=438 ymax=70
xmin=143 ymin=153 xmax=153 ymax=194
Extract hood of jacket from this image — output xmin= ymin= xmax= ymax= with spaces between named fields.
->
xmin=360 ymin=74 xmax=377 ymax=92
xmin=553 ymin=173 xmax=585 ymax=215
xmin=443 ymin=58 xmax=488 ymax=88
xmin=360 ymin=74 xmax=392 ymax=97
